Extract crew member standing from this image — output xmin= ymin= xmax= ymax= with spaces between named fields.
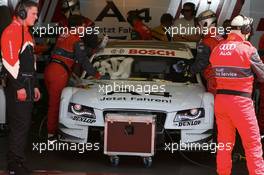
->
xmin=190 ymin=10 xmax=224 ymax=95
xmin=174 ymin=10 xmax=224 ymax=95
xmin=1 ymin=1 xmax=40 ymax=174
xmin=210 ymin=15 xmax=264 ymax=175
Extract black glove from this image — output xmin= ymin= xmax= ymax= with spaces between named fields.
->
xmin=183 ymin=68 xmax=192 ymax=78
xmin=173 ymin=61 xmax=188 ymax=73
xmin=173 ymin=61 xmax=192 ymax=77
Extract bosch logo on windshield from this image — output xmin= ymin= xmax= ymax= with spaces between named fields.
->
xmin=128 ymin=49 xmax=176 ymax=57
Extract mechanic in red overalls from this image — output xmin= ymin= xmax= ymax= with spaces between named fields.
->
xmin=210 ymin=15 xmax=264 ymax=175
xmin=37 ymin=0 xmax=98 ymax=51
xmin=35 ymin=0 xmax=97 ymax=55
xmin=257 ymin=33 xmax=264 ymax=134
xmin=189 ymin=10 xmax=224 ymax=95
xmin=44 ymin=15 xmax=102 ymax=138
xmin=127 ymin=10 xmax=152 ymax=40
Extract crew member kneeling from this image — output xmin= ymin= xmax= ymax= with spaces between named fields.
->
xmin=44 ymin=15 xmax=103 ymax=138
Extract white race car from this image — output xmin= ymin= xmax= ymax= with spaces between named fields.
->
xmin=58 ymin=41 xmax=214 ymax=152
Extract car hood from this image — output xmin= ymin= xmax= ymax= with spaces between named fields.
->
xmin=70 ymin=80 xmax=205 ymax=112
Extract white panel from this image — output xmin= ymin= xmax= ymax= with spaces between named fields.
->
xmin=0 ymin=87 xmax=6 ymax=124
xmin=0 ymin=0 xmax=8 ymax=6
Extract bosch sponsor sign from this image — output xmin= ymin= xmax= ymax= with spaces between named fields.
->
xmin=128 ymin=49 xmax=176 ymax=57
xmin=101 ymin=48 xmax=177 ymax=57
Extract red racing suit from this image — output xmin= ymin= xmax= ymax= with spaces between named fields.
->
xmin=127 ymin=14 xmax=152 ymax=40
xmin=257 ymin=33 xmax=264 ymax=133
xmin=44 ymin=33 xmax=97 ymax=135
xmin=210 ymin=33 xmax=264 ymax=175
xmin=190 ymin=32 xmax=224 ymax=95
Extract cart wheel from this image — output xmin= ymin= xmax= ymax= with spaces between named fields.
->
xmin=110 ymin=156 xmax=120 ymax=166
xmin=0 ymin=124 xmax=8 ymax=137
xmin=143 ymin=157 xmax=152 ymax=168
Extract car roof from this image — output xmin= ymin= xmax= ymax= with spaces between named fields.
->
xmin=96 ymin=40 xmax=194 ymax=59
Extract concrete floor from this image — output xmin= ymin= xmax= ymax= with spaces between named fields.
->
xmin=0 ymin=133 xmax=249 ymax=175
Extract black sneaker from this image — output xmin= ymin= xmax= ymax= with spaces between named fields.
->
xmin=47 ymin=134 xmax=58 ymax=141
xmin=8 ymin=162 xmax=31 ymax=175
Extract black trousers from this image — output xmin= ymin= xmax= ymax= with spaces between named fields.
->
xmin=5 ymin=83 xmax=33 ymax=164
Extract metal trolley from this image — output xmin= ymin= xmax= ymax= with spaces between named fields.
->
xmin=104 ymin=114 xmax=156 ymax=167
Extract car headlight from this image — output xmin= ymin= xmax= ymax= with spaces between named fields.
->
xmin=68 ymin=103 xmax=96 ymax=118
xmin=174 ymin=108 xmax=204 ymax=122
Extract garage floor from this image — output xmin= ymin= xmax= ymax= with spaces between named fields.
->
xmin=0 ymin=133 xmax=248 ymax=175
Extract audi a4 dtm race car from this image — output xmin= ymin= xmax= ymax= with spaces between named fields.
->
xmin=58 ymin=40 xmax=214 ymax=164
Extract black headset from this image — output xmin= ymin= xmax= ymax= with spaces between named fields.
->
xmin=16 ymin=0 xmax=27 ymax=20
xmin=16 ymin=0 xmax=27 ymax=55
xmin=239 ymin=14 xmax=253 ymax=35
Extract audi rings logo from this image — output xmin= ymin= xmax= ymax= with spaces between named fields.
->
xmin=219 ymin=44 xmax=236 ymax=51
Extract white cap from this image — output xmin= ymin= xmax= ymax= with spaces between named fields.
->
xmin=197 ymin=10 xmax=217 ymax=27
xmin=62 ymin=0 xmax=79 ymax=9
xmin=231 ymin=15 xmax=253 ymax=27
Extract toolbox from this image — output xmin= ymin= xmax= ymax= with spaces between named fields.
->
xmin=104 ymin=113 xmax=156 ymax=158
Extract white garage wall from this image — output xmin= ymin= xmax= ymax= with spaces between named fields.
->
xmin=250 ymin=0 xmax=263 ymax=48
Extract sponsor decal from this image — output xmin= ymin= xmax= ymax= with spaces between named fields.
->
xmin=219 ymin=44 xmax=236 ymax=51
xmin=215 ymin=68 xmax=236 ymax=77
xmin=71 ymin=116 xmax=96 ymax=124
xmin=110 ymin=49 xmax=125 ymax=54
xmin=128 ymin=49 xmax=176 ymax=57
xmin=219 ymin=44 xmax=236 ymax=56
xmin=174 ymin=120 xmax=201 ymax=127
xmin=213 ymin=66 xmax=252 ymax=78
xmin=99 ymin=96 xmax=172 ymax=103
xmin=215 ymin=71 xmax=238 ymax=77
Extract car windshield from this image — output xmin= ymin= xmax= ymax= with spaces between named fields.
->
xmin=92 ymin=55 xmax=197 ymax=83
